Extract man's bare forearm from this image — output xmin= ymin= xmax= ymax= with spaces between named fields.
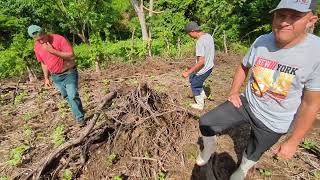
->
xmin=50 ymin=49 xmax=74 ymax=61
xmin=287 ymin=91 xmax=320 ymax=145
xmin=229 ymin=64 xmax=249 ymax=95
xmin=187 ymin=56 xmax=205 ymax=74
xmin=41 ymin=63 xmax=50 ymax=79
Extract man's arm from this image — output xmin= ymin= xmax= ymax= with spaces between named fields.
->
xmin=41 ymin=62 xmax=52 ymax=87
xmin=182 ymin=56 xmax=205 ymax=78
xmin=228 ymin=64 xmax=250 ymax=108
xmin=42 ymin=42 xmax=75 ymax=61
xmin=274 ymin=90 xmax=320 ymax=159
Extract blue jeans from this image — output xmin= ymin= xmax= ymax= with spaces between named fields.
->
xmin=189 ymin=69 xmax=212 ymax=96
xmin=51 ymin=68 xmax=84 ymax=122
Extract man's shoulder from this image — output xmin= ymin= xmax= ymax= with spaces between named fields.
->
xmin=51 ymin=34 xmax=66 ymax=40
xmin=197 ymin=33 xmax=213 ymax=44
xmin=253 ymin=33 xmax=273 ymax=46
xmin=34 ymin=41 xmax=42 ymax=51
xmin=306 ymin=33 xmax=320 ymax=46
xmin=203 ymin=33 xmax=213 ymax=39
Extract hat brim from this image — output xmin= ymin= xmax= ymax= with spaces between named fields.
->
xmin=29 ymin=30 xmax=44 ymax=38
xmin=269 ymin=7 xmax=312 ymax=13
xmin=185 ymin=28 xmax=200 ymax=33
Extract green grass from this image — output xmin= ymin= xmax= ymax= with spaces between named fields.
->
xmin=300 ymin=140 xmax=318 ymax=150
xmin=0 ymin=176 xmax=8 ymax=180
xmin=14 ymin=92 xmax=28 ymax=105
xmin=312 ymin=170 xmax=320 ymax=179
xmin=57 ymin=100 xmax=68 ymax=118
xmin=184 ymin=144 xmax=198 ymax=161
xmin=7 ymin=145 xmax=27 ymax=166
xmin=36 ymin=90 xmax=49 ymax=101
xmin=127 ymin=79 xmax=138 ymax=86
xmin=52 ymin=124 xmax=65 ymax=147
xmin=62 ymin=169 xmax=73 ymax=180
xmin=105 ymin=153 xmax=117 ymax=167
xmin=23 ymin=125 xmax=32 ymax=139
xmin=258 ymin=168 xmax=272 ymax=177
xmin=113 ymin=176 xmax=122 ymax=180
xmin=154 ymin=85 xmax=163 ymax=93
xmin=22 ymin=112 xmax=36 ymax=122
xmin=158 ymin=171 xmax=166 ymax=180
xmin=82 ymin=86 xmax=91 ymax=105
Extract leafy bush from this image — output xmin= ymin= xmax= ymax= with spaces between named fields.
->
xmin=229 ymin=42 xmax=249 ymax=55
xmin=0 ymin=33 xmax=35 ymax=79
xmin=73 ymin=44 xmax=92 ymax=69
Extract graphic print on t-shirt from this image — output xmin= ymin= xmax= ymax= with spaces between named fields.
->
xmin=251 ymin=57 xmax=298 ymax=100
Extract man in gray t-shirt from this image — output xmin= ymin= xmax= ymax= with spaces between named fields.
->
xmin=183 ymin=21 xmax=215 ymax=110
xmin=196 ymin=0 xmax=320 ymax=179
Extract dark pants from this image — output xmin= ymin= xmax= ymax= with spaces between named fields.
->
xmin=199 ymin=96 xmax=284 ymax=161
xmin=51 ymin=68 xmax=84 ymax=122
xmin=189 ymin=69 xmax=212 ymax=96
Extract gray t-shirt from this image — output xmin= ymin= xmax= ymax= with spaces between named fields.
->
xmin=243 ymin=33 xmax=320 ymax=133
xmin=196 ymin=33 xmax=215 ymax=75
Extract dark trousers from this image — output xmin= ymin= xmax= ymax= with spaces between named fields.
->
xmin=189 ymin=69 xmax=212 ymax=96
xmin=199 ymin=96 xmax=284 ymax=161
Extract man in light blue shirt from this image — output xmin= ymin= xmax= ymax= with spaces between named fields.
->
xmin=183 ymin=21 xmax=215 ymax=110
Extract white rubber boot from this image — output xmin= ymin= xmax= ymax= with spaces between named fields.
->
xmin=200 ymin=89 xmax=207 ymax=99
xmin=230 ymin=152 xmax=257 ymax=180
xmin=190 ymin=95 xmax=204 ymax=110
xmin=196 ymin=136 xmax=217 ymax=166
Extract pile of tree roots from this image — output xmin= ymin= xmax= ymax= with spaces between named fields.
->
xmin=20 ymin=83 xmax=197 ymax=179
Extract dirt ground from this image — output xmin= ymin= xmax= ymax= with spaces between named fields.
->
xmin=0 ymin=53 xmax=319 ymax=180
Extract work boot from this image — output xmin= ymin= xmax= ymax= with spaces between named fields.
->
xmin=190 ymin=95 xmax=204 ymax=110
xmin=230 ymin=152 xmax=257 ymax=180
xmin=196 ymin=136 xmax=217 ymax=166
xmin=200 ymin=89 xmax=207 ymax=99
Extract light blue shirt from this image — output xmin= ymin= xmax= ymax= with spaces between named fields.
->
xmin=243 ymin=33 xmax=320 ymax=133
xmin=196 ymin=33 xmax=215 ymax=75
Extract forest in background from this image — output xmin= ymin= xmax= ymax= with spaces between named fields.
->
xmin=1 ymin=0 xmax=320 ymax=79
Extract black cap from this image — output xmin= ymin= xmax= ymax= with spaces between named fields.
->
xmin=185 ymin=21 xmax=200 ymax=33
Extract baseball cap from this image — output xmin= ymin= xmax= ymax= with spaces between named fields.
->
xmin=184 ymin=21 xmax=200 ymax=33
xmin=27 ymin=25 xmax=43 ymax=38
xmin=270 ymin=0 xmax=317 ymax=13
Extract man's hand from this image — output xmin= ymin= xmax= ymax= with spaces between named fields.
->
xmin=42 ymin=42 xmax=55 ymax=53
xmin=44 ymin=78 xmax=52 ymax=88
xmin=228 ymin=92 xmax=242 ymax=108
xmin=182 ymin=71 xmax=190 ymax=78
xmin=273 ymin=140 xmax=299 ymax=160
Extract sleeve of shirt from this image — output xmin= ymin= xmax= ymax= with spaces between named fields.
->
xmin=305 ymin=63 xmax=320 ymax=91
xmin=59 ymin=36 xmax=73 ymax=53
xmin=196 ymin=39 xmax=205 ymax=57
xmin=242 ymin=45 xmax=255 ymax=68
xmin=242 ymin=36 xmax=262 ymax=68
